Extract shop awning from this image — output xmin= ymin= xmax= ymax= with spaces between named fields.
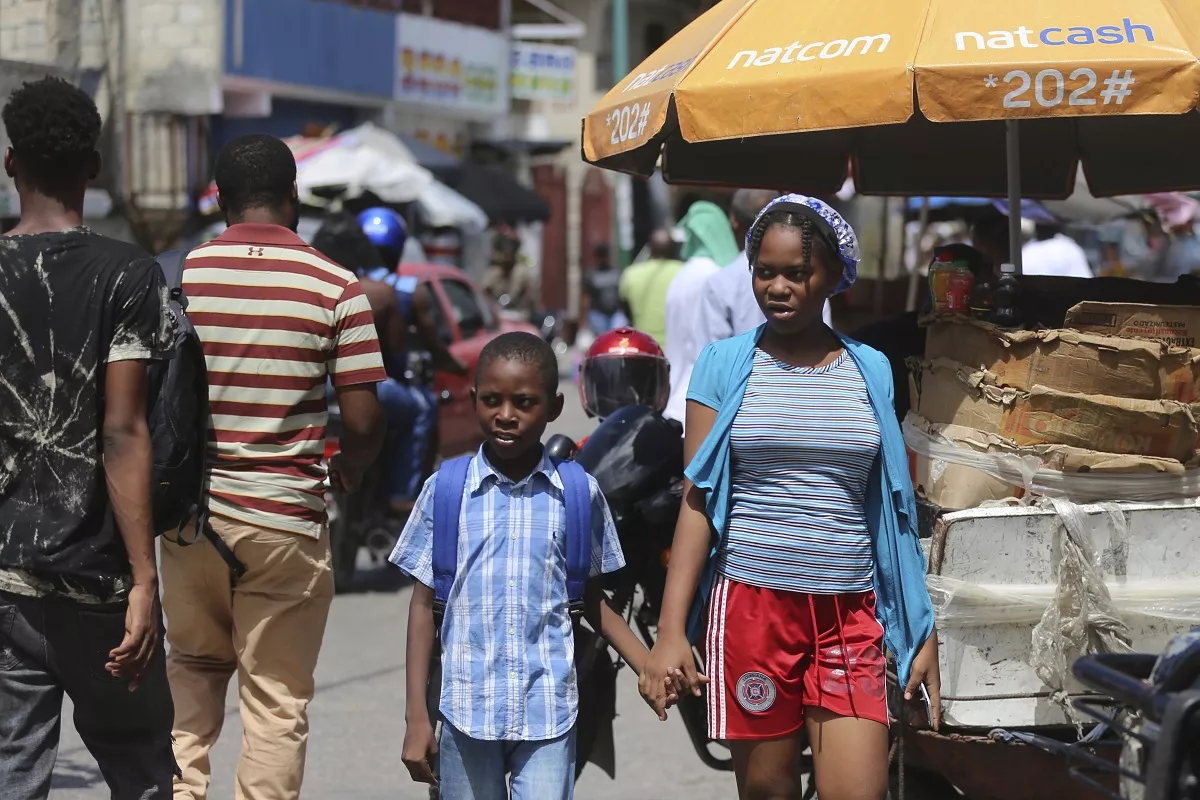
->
xmin=453 ymin=163 xmax=550 ymax=224
xmin=398 ymin=134 xmax=463 ymax=185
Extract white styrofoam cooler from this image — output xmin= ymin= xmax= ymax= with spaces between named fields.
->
xmin=929 ymin=500 xmax=1200 ymax=729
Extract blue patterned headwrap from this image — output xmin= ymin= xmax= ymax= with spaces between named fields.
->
xmin=746 ymin=193 xmax=860 ymax=295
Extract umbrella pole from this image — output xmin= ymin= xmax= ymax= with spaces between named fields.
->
xmin=905 ymin=196 xmax=930 ymax=312
xmin=1006 ymin=120 xmax=1023 ymax=274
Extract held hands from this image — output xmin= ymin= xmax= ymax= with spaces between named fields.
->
xmin=638 ymin=633 xmax=710 ymax=720
xmin=904 ymin=629 xmax=943 ymax=731
xmin=401 ymin=717 xmax=438 ymax=786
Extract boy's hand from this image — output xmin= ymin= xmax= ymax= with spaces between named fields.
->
xmin=638 ymin=669 xmax=685 ymax=721
xmin=641 ymin=633 xmax=709 ymax=718
xmin=402 ymin=718 xmax=438 ymax=786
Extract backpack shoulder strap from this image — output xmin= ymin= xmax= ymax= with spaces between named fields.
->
xmin=431 ymin=455 xmax=473 ymax=606
xmin=554 ymin=459 xmax=593 ymax=605
xmin=155 ymin=247 xmax=192 ymax=307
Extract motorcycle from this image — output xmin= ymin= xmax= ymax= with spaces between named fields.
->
xmin=325 ymin=399 xmax=406 ymax=592
xmin=550 ymin=405 xmax=736 ymax=774
xmin=1006 ymin=629 xmax=1200 ymax=800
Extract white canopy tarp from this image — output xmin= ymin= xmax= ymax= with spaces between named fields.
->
xmin=199 ymin=123 xmax=487 ymax=233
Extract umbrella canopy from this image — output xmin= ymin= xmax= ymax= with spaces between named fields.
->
xmin=454 ymin=163 xmax=551 ymax=225
xmin=583 ymin=0 xmax=1200 ymax=198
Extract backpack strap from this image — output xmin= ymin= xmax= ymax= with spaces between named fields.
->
xmin=153 ymin=247 xmax=245 ymax=583
xmin=431 ymin=455 xmax=473 ymax=623
xmin=155 ymin=248 xmax=191 ymax=309
xmin=554 ymin=460 xmax=593 ymax=616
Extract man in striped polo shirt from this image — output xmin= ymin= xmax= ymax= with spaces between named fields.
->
xmin=161 ymin=134 xmax=385 ymax=800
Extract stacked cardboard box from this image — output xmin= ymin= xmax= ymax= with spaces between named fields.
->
xmin=909 ymin=306 xmax=1200 ymax=509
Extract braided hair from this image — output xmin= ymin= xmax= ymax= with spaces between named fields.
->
xmin=747 ymin=209 xmax=832 ymax=271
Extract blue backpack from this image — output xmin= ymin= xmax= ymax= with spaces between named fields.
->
xmin=430 ymin=455 xmax=592 ymax=624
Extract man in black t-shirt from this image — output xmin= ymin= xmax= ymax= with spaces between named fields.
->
xmin=582 ymin=242 xmax=629 ymax=334
xmin=0 ymin=77 xmax=177 ymax=797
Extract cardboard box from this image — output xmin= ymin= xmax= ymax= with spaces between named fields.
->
xmin=905 ymin=414 xmax=1190 ymax=509
xmin=1065 ymin=302 xmax=1200 ymax=348
xmin=912 ymin=451 xmax=1018 ymax=510
xmin=913 ymin=359 xmax=1199 ymax=463
xmin=924 ymin=315 xmax=1200 ymax=402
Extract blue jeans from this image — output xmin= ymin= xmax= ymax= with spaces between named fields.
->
xmin=376 ymin=379 xmax=437 ymax=504
xmin=587 ymin=309 xmax=628 ymax=335
xmin=0 ymin=591 xmax=177 ymax=800
xmin=437 ymin=721 xmax=575 ymax=800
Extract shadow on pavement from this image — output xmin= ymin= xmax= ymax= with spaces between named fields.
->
xmin=50 ymin=759 xmax=104 ymax=790
xmin=340 ymin=563 xmax=413 ymax=595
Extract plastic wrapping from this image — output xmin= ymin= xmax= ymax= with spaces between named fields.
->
xmin=928 ymin=575 xmax=1200 ymax=626
xmin=904 ymin=416 xmax=1200 ymax=503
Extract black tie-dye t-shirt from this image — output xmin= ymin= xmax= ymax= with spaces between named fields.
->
xmin=0 ymin=228 xmax=173 ymax=601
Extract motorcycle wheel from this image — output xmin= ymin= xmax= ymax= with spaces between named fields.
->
xmin=329 ymin=495 xmax=359 ymax=593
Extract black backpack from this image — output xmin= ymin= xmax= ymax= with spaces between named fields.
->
xmin=150 ymin=250 xmax=246 ymax=580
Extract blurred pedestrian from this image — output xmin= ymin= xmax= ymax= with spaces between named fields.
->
xmin=971 ymin=212 xmax=1010 ymax=272
xmin=1146 ymin=193 xmax=1200 ymax=281
xmin=356 ymin=207 xmax=467 ymax=512
xmin=163 ymin=134 xmax=386 ymax=800
xmin=663 ymin=201 xmax=739 ymax=425
xmin=1022 ymin=222 xmax=1094 ymax=278
xmin=0 ymin=77 xmax=177 ymax=799
xmin=619 ymin=229 xmax=682 ymax=348
xmin=581 ymin=243 xmax=628 ymax=334
xmin=482 ymin=226 xmax=537 ymax=322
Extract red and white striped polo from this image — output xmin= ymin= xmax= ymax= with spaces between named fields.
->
xmin=183 ymin=223 xmax=386 ymax=537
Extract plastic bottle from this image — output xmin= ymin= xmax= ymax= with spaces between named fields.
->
xmin=928 ymin=252 xmax=954 ymax=312
xmin=990 ymin=262 xmax=1022 ymax=328
xmin=946 ymin=265 xmax=974 ymax=315
xmin=969 ymin=272 xmax=995 ymax=320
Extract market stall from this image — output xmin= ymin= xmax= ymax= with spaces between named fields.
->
xmin=580 ymin=1 xmax=1200 ymax=797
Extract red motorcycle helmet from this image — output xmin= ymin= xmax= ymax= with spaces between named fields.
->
xmin=578 ymin=328 xmax=670 ymax=419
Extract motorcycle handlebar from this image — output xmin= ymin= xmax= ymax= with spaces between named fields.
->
xmin=1072 ymin=654 xmax=1165 ymax=719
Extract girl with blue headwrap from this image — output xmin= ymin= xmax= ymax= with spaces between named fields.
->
xmin=639 ymin=195 xmax=939 ymax=800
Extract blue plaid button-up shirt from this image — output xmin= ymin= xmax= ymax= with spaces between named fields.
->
xmin=390 ymin=447 xmax=624 ymax=741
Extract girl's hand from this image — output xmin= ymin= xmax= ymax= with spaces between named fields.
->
xmin=904 ymin=630 xmax=942 ymax=731
xmin=639 ymin=635 xmax=709 ymax=720
xmin=637 ymin=670 xmax=683 ymax=721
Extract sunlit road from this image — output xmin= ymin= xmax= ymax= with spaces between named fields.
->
xmin=49 ymin=383 xmax=740 ymax=800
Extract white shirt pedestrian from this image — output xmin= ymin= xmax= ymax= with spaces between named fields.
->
xmin=1022 ymin=234 xmax=1094 ymax=278
xmin=664 ymin=255 xmax=723 ymax=424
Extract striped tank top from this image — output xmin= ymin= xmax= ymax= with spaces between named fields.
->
xmin=717 ymin=347 xmax=882 ymax=594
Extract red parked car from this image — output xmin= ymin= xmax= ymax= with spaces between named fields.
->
xmin=396 ymin=262 xmax=539 ymax=456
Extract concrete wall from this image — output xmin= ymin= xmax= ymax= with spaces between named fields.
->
xmin=126 ymin=0 xmax=223 ymax=114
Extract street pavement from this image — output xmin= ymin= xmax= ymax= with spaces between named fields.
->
xmin=48 ymin=383 xmax=741 ymax=800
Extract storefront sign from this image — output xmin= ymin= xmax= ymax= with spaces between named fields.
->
xmin=511 ymin=43 xmax=577 ymax=103
xmin=395 ymin=13 xmax=509 ymax=117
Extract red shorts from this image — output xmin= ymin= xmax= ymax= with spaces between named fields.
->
xmin=706 ymin=574 xmax=889 ymax=740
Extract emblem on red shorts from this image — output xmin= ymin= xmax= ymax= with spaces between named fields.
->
xmin=736 ymin=671 xmax=776 ymax=712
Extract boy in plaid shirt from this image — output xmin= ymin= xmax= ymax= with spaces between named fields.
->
xmin=391 ymin=333 xmax=674 ymax=799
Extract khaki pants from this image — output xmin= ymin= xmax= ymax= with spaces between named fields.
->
xmin=161 ymin=517 xmax=334 ymax=800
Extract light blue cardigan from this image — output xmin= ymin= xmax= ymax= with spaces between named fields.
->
xmin=683 ymin=326 xmax=934 ymax=685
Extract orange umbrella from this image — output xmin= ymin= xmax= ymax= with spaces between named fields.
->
xmin=583 ymin=0 xmax=1200 ymax=201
